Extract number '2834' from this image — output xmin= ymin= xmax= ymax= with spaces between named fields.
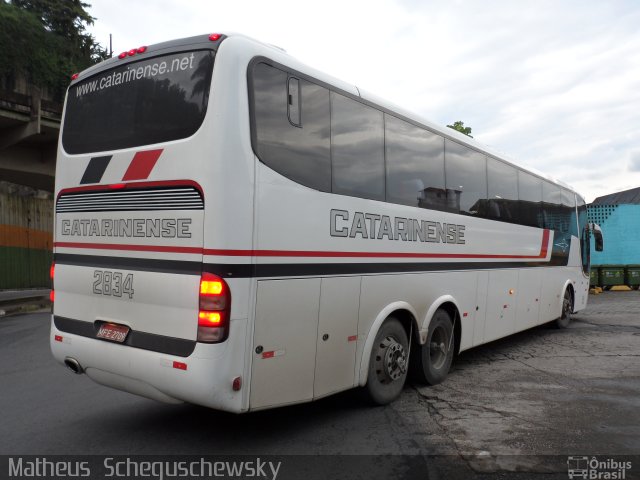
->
xmin=93 ymin=270 xmax=134 ymax=299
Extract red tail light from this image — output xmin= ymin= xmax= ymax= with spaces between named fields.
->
xmin=208 ymin=33 xmax=222 ymax=42
xmin=50 ymin=262 xmax=55 ymax=305
xmin=197 ymin=272 xmax=230 ymax=343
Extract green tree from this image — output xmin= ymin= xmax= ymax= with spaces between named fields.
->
xmin=447 ymin=120 xmax=473 ymax=138
xmin=0 ymin=0 xmax=107 ymax=100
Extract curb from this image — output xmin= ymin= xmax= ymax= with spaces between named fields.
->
xmin=0 ymin=296 xmax=51 ymax=317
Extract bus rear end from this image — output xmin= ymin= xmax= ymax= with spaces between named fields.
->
xmin=51 ymin=34 xmax=250 ymax=412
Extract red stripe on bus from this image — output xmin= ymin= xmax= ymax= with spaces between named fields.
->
xmin=54 ymin=242 xmax=203 ymax=254
xmin=122 ymin=149 xmax=163 ymax=181
xmin=57 ymin=180 xmax=203 ymax=199
xmin=54 ymin=229 xmax=550 ymax=259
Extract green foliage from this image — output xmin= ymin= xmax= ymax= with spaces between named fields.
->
xmin=447 ymin=120 xmax=473 ymax=138
xmin=0 ymin=0 xmax=108 ymax=100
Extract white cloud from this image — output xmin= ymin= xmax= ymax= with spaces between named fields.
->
xmin=86 ymin=0 xmax=640 ymax=202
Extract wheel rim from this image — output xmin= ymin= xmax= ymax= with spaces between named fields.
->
xmin=429 ymin=325 xmax=449 ymax=370
xmin=374 ymin=335 xmax=408 ymax=384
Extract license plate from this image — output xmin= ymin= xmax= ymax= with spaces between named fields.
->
xmin=96 ymin=323 xmax=130 ymax=343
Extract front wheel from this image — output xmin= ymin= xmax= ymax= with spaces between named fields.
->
xmin=411 ymin=309 xmax=454 ymax=385
xmin=363 ymin=317 xmax=409 ymax=405
xmin=555 ymin=289 xmax=572 ymax=329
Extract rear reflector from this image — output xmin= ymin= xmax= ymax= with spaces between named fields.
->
xmin=54 ymin=335 xmax=63 ymax=342
xmin=49 ymin=290 xmax=55 ymax=302
xmin=209 ymin=33 xmax=222 ymax=41
xmin=232 ymin=376 xmax=242 ymax=391
xmin=173 ymin=361 xmax=187 ymax=371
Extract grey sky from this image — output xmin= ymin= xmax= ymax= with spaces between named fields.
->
xmin=87 ymin=0 xmax=640 ymax=202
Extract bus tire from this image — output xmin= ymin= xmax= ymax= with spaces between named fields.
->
xmin=411 ymin=309 xmax=454 ymax=386
xmin=363 ymin=317 xmax=409 ymax=405
xmin=555 ymin=288 xmax=572 ymax=329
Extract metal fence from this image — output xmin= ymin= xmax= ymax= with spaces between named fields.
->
xmin=0 ymin=183 xmax=53 ymax=289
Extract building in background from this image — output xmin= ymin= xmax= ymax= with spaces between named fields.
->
xmin=588 ymin=187 xmax=640 ymax=266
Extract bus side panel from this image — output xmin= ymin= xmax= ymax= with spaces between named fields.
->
xmin=539 ymin=269 xmax=566 ymax=323
xmin=314 ymin=276 xmax=361 ymax=398
xmin=515 ymin=269 xmax=543 ymax=333
xmin=250 ymin=278 xmax=320 ymax=410
xmin=472 ymin=271 xmax=489 ymax=348
xmin=483 ymin=270 xmax=518 ymax=343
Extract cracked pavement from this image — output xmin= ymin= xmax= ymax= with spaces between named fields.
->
xmin=410 ymin=291 xmax=640 ymax=474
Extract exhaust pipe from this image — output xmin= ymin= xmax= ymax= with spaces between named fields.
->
xmin=64 ymin=357 xmax=84 ymax=375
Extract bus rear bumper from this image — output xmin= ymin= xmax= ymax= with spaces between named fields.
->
xmin=50 ymin=317 xmax=248 ymax=413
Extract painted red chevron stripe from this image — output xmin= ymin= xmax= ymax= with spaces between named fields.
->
xmin=122 ymin=149 xmax=163 ymax=181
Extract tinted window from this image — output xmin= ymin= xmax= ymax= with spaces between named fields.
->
xmin=487 ymin=157 xmax=518 ymax=223
xmin=331 ymin=93 xmax=384 ymax=201
xmin=385 ymin=115 xmax=445 ymax=209
xmin=518 ymin=172 xmax=542 ymax=227
xmin=444 ymin=140 xmax=487 ymax=215
xmin=63 ymin=50 xmax=215 ymax=154
xmin=562 ymin=188 xmax=578 ymax=237
xmin=542 ymin=181 xmax=563 ymax=230
xmin=252 ymin=63 xmax=331 ymax=191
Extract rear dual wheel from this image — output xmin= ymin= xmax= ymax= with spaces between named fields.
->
xmin=411 ymin=309 xmax=454 ymax=385
xmin=363 ymin=318 xmax=409 ymax=405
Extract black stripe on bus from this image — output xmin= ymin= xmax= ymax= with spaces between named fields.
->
xmin=54 ymin=252 xmax=568 ymax=278
xmin=80 ymin=156 xmax=112 ymax=184
xmin=54 ymin=253 xmax=202 ymax=275
xmin=54 ymin=316 xmax=196 ymax=357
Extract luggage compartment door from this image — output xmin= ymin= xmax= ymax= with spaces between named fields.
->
xmin=250 ymin=278 xmax=320 ymax=410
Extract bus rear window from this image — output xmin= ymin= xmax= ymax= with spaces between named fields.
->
xmin=62 ymin=50 xmax=215 ymax=155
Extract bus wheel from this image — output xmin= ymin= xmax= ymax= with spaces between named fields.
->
xmin=555 ymin=289 xmax=572 ymax=329
xmin=411 ymin=309 xmax=454 ymax=385
xmin=363 ymin=317 xmax=409 ymax=405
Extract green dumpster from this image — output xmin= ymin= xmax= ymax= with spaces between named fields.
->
xmin=599 ymin=265 xmax=625 ymax=290
xmin=589 ymin=267 xmax=600 ymax=288
xmin=625 ymin=265 xmax=640 ymax=290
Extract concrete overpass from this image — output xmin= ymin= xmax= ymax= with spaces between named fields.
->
xmin=0 ymin=85 xmax=60 ymax=192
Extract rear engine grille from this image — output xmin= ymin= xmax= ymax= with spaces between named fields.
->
xmin=56 ymin=186 xmax=203 ymax=213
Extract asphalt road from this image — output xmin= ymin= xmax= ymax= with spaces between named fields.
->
xmin=1 ymin=292 xmax=639 ymax=479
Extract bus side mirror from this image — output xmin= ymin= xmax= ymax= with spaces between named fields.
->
xmin=590 ymin=223 xmax=604 ymax=252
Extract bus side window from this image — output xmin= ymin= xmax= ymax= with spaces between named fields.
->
xmin=252 ymin=62 xmax=331 ymax=192
xmin=444 ymin=140 xmax=487 ymax=216
xmin=385 ymin=114 xmax=446 ymax=210
xmin=331 ymin=92 xmax=385 ymax=201
xmin=487 ymin=157 xmax=518 ymax=223
xmin=517 ymin=172 xmax=542 ymax=228
xmin=287 ymin=77 xmax=301 ymax=127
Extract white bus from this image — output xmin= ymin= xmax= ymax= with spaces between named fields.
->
xmin=51 ymin=32 xmax=603 ymax=412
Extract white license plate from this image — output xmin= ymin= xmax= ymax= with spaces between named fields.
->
xmin=96 ymin=323 xmax=130 ymax=343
